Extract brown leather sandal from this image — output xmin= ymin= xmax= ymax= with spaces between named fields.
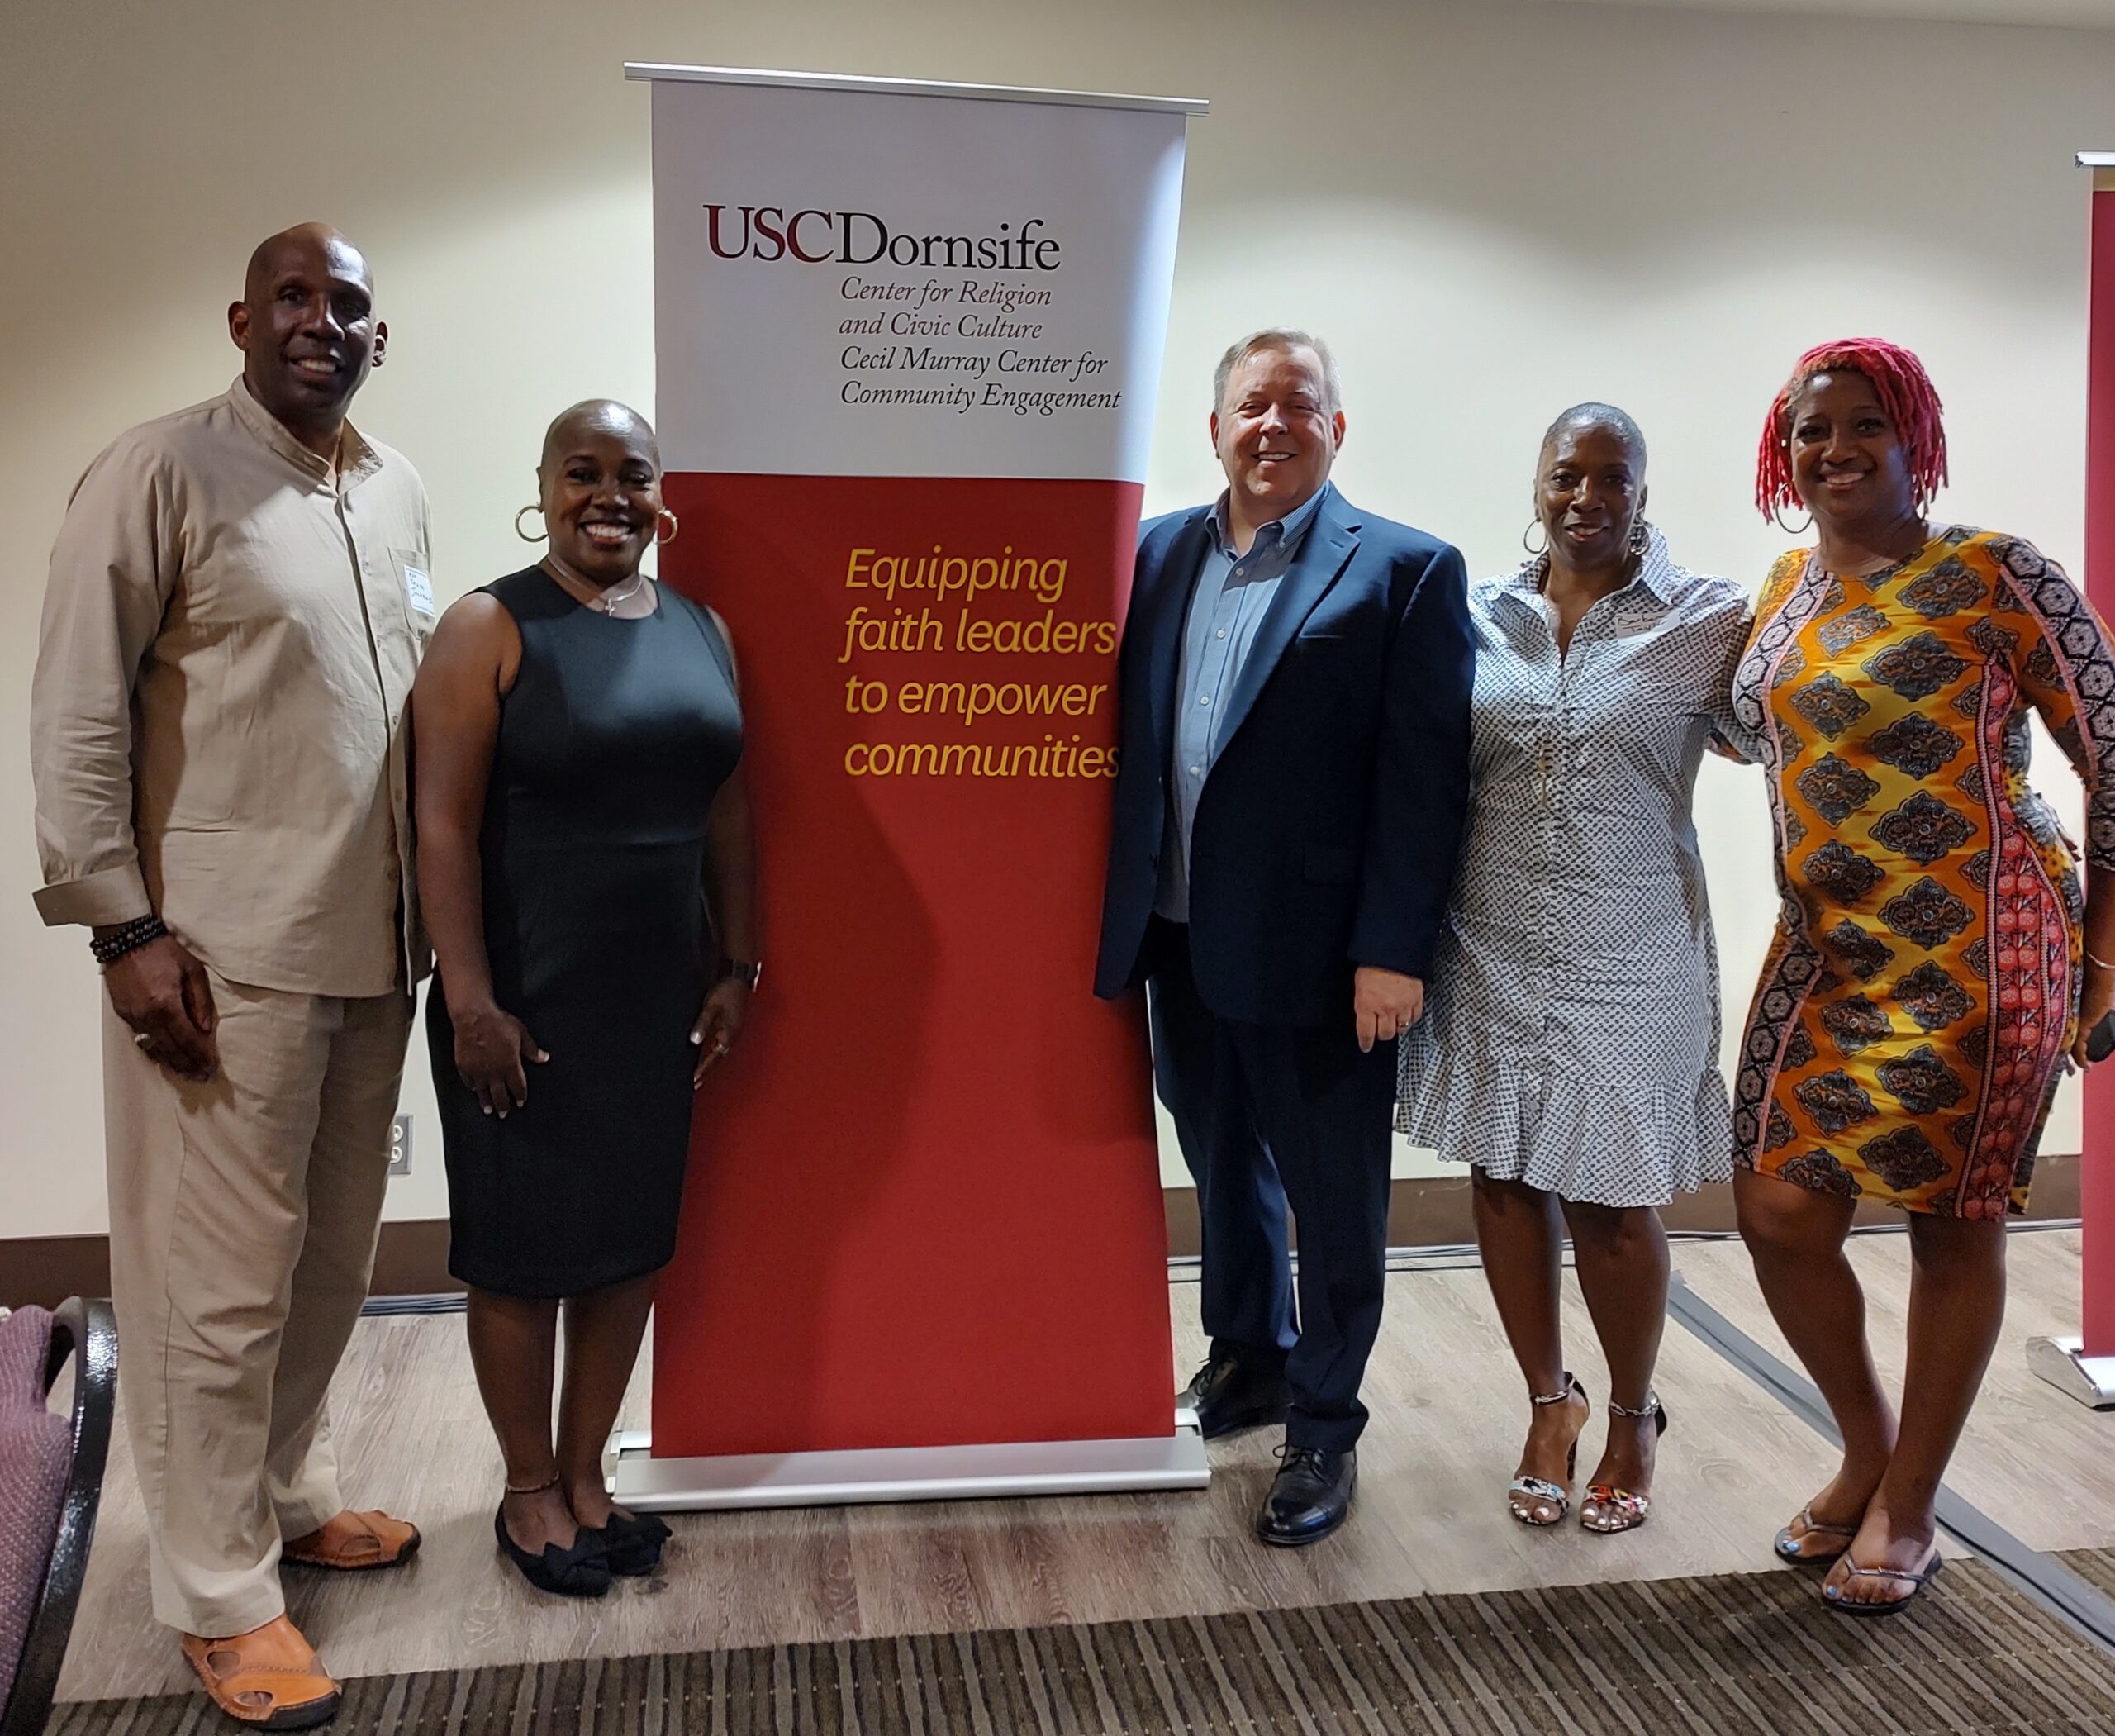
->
xmin=180 ymin=1615 xmax=341 ymax=1729
xmin=283 ymin=1507 xmax=421 ymax=1570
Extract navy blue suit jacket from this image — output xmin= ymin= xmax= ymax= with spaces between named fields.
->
xmin=1094 ymin=488 xmax=1474 ymax=1029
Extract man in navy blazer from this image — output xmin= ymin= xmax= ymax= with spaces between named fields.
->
xmin=1096 ymin=330 xmax=1472 ymax=1544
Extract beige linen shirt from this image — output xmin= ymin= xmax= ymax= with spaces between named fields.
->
xmin=31 ymin=378 xmax=432 ymax=997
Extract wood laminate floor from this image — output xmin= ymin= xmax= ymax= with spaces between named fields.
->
xmin=54 ymin=1228 xmax=2115 ymax=1702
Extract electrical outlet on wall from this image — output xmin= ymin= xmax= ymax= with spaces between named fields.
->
xmin=388 ymin=1114 xmax=411 ymax=1177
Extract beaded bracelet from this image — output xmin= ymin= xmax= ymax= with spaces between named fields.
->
xmin=89 ymin=914 xmax=167 ymax=968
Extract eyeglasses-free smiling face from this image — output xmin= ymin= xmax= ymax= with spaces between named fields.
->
xmin=1211 ymin=344 xmax=1344 ymax=526
xmin=1787 ymin=369 xmax=1917 ymax=528
xmin=539 ymin=405 xmax=664 ymax=587
xmin=1537 ymin=421 xmax=1645 ymax=574
xmin=229 ymin=225 xmax=384 ymax=450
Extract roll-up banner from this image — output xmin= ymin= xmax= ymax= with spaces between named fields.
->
xmin=2029 ymin=151 xmax=2115 ymax=1410
xmin=2077 ymin=159 xmax=2115 ymax=1374
xmin=615 ymin=64 xmax=1210 ymax=1505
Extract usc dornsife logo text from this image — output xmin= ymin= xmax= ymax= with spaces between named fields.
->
xmin=704 ymin=206 xmax=1062 ymax=271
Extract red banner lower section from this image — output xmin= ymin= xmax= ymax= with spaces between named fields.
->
xmin=2085 ymin=184 xmax=2114 ymax=1354
xmin=649 ymin=473 xmax=1172 ymax=1457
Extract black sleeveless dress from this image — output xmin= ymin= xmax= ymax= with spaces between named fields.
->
xmin=430 ymin=567 xmax=744 ymax=1297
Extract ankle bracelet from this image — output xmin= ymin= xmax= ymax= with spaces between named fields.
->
xmin=1608 ymin=1393 xmax=1661 ymax=1419
xmin=1529 ymin=1372 xmax=1580 ymax=1407
xmin=505 ymin=1471 xmax=561 ymax=1496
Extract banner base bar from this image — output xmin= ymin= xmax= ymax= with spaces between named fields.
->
xmin=606 ymin=1420 xmax=1210 ymax=1511
xmin=2026 ymin=1335 xmax=2115 ymax=1409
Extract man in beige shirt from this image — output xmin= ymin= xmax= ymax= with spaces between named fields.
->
xmin=31 ymin=224 xmax=431 ymax=1729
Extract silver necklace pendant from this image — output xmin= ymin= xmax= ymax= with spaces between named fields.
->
xmin=593 ymin=573 xmax=648 ymax=614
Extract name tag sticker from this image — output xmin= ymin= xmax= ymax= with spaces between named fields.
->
xmin=403 ymin=564 xmax=436 ymax=616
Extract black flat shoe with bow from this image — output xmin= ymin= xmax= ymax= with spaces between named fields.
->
xmin=493 ymin=1504 xmax=612 ymax=1597
xmin=583 ymin=1507 xmax=673 ymax=1577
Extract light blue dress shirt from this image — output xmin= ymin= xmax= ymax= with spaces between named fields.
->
xmin=1154 ymin=483 xmax=1332 ymax=921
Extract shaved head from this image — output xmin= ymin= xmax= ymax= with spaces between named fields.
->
xmin=245 ymin=222 xmax=372 ymax=303
xmin=536 ymin=399 xmax=666 ymax=587
xmin=541 ymin=399 xmax=658 ymax=473
xmin=229 ymin=222 xmax=384 ymax=459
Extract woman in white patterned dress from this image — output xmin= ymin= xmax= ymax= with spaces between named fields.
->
xmin=1398 ymin=405 xmax=1750 ymax=1533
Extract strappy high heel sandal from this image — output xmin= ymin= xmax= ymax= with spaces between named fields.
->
xmin=1508 ymin=1373 xmax=1587 ymax=1527
xmin=1580 ymin=1394 xmax=1669 ymax=1535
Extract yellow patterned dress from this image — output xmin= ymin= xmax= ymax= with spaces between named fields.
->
xmin=1731 ymin=529 xmax=2115 ymax=1217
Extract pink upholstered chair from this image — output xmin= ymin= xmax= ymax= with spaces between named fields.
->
xmin=0 ymin=1299 xmax=115 ymax=1736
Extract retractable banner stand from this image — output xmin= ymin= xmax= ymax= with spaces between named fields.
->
xmin=2087 ymin=160 xmax=2115 ymax=1378
xmin=2029 ymin=151 xmax=2115 ymax=1409
xmin=615 ymin=64 xmax=1209 ymax=1507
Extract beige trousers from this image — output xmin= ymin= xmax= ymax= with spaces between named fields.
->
xmin=102 ymin=969 xmax=413 ymax=1637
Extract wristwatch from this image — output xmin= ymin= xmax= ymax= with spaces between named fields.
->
xmin=722 ymin=959 xmax=763 ymax=992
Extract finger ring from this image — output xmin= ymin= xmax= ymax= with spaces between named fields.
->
xmin=133 ymin=1031 xmax=153 ymax=1049
xmin=712 ymin=1041 xmax=730 ymax=1056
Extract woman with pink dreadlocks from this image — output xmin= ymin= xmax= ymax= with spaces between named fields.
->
xmin=1730 ymin=338 xmax=2115 ymax=1615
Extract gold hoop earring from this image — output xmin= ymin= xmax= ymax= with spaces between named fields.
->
xmin=656 ymin=509 xmax=680 ymax=547
xmin=514 ymin=505 xmax=547 ymax=543
xmin=1770 ymin=504 xmax=1814 ymax=535
xmin=1522 ymin=520 xmax=1548 ymax=557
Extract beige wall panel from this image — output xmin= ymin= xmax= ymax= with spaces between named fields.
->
xmin=4 ymin=0 xmax=2108 ymax=1233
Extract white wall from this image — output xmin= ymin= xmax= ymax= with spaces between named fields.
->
xmin=2 ymin=0 xmax=2103 ymax=1234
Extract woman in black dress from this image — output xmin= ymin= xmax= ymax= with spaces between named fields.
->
xmin=412 ymin=400 xmax=757 ymax=1596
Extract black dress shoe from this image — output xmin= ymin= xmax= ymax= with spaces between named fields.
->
xmin=1256 ymin=1445 xmax=1356 ymax=1547
xmin=1179 ymin=1354 xmax=1290 ymax=1440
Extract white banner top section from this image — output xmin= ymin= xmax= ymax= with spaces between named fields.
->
xmin=626 ymin=64 xmax=1207 ymax=116
xmin=644 ymin=72 xmax=1193 ymax=481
